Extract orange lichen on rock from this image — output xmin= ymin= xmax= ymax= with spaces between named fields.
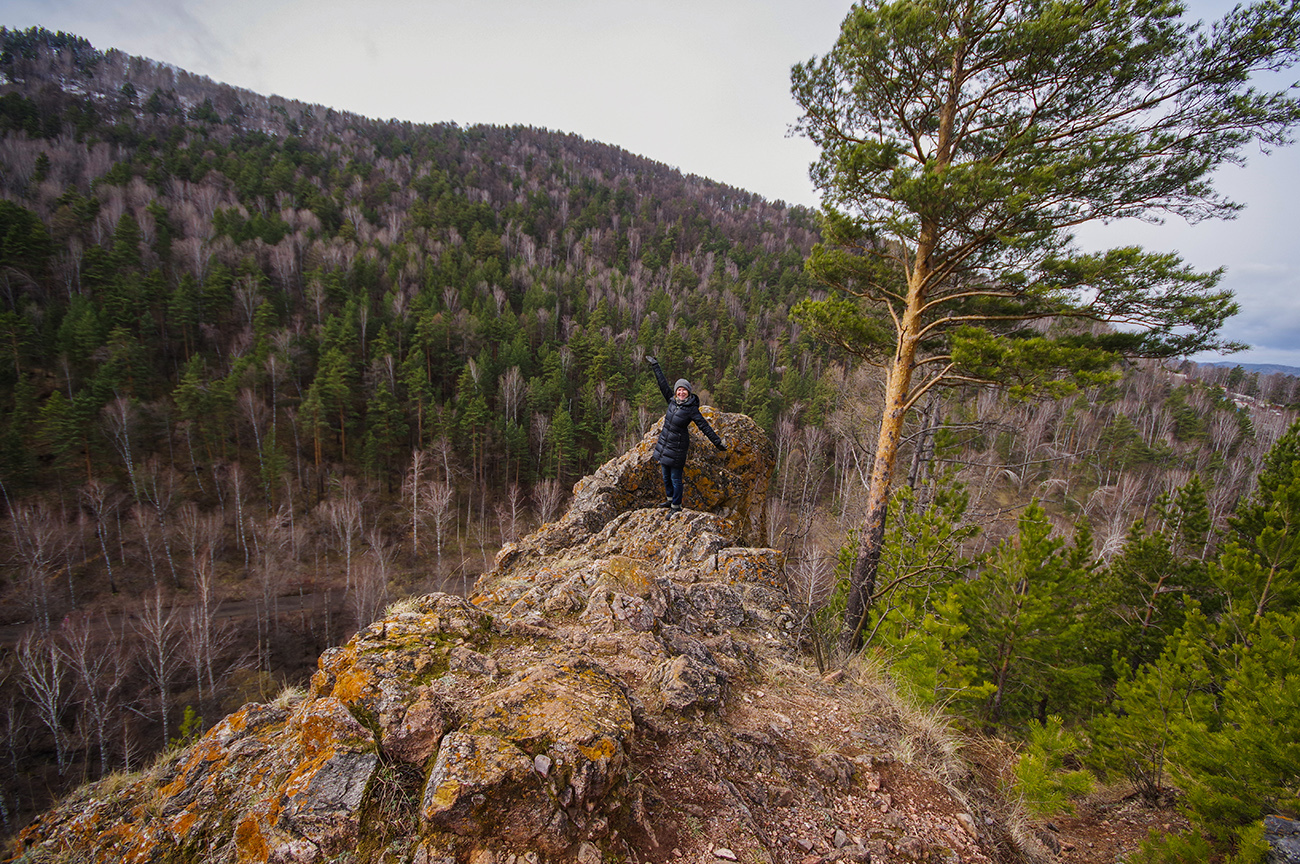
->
xmin=233 ymin=807 xmax=271 ymax=861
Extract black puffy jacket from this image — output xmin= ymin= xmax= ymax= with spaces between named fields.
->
xmin=650 ymin=361 xmax=723 ymax=468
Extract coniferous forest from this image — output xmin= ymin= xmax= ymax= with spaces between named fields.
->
xmin=1 ymin=26 xmax=1299 ymax=861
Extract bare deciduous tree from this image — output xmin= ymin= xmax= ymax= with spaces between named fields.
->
xmin=402 ymin=449 xmax=428 ymax=555
xmin=8 ymin=502 xmax=60 ymax=633
xmin=499 ymin=366 xmax=525 ymax=427
xmin=351 ymin=528 xmax=393 ymax=628
xmin=786 ymin=546 xmax=837 ymax=671
xmin=182 ymin=554 xmax=238 ymax=706
xmin=131 ymin=503 xmax=162 ymax=588
xmin=80 ymin=480 xmax=120 ymax=594
xmin=139 ymin=456 xmax=181 ymax=587
xmin=533 ymin=478 xmax=565 ymax=526
xmin=420 ymin=480 xmax=455 ymax=576
xmin=58 ymin=612 xmax=128 ymax=777
xmin=238 ymin=388 xmax=273 ymax=506
xmin=322 ymin=476 xmax=367 ymax=589
xmin=101 ymin=396 xmax=141 ymax=504
xmin=495 ymin=483 xmax=525 ymax=545
xmin=219 ymin=462 xmax=252 ymax=569
xmin=250 ymin=506 xmax=298 ymax=654
xmin=531 ymin=413 xmax=551 ymax=476
xmin=175 ymin=501 xmax=222 ymax=578
xmin=15 ymin=631 xmax=69 ymax=774
xmin=132 ymin=588 xmax=181 ymax=746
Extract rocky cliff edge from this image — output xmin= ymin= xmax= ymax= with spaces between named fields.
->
xmin=12 ymin=410 xmax=1030 ymax=864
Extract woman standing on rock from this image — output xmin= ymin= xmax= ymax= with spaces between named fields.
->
xmin=646 ymin=356 xmax=726 ymax=512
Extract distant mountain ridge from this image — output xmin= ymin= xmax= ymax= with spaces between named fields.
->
xmin=1198 ymin=360 xmax=1300 ymax=378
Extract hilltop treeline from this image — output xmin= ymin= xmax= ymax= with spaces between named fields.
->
xmin=0 ymin=28 xmax=825 ymax=498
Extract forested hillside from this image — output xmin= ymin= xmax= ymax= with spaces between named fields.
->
xmin=1 ymin=27 xmax=1299 ymax=858
xmin=0 ymin=26 xmax=830 ymax=831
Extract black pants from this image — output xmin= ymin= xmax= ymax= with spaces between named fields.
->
xmin=661 ymin=463 xmax=684 ymax=506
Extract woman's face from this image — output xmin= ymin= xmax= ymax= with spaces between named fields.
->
xmin=675 ymin=386 xmax=689 ymax=401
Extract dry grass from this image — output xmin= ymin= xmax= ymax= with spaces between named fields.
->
xmin=273 ymin=684 xmax=307 ymax=708
xmin=91 ymin=767 xmax=147 ymax=799
xmin=383 ymin=596 xmax=425 ymax=617
xmin=827 ymin=652 xmax=1062 ymax=863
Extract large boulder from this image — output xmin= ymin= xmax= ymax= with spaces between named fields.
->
xmin=422 ymin=655 xmax=634 ymax=851
xmin=495 ymin=410 xmax=774 ymax=575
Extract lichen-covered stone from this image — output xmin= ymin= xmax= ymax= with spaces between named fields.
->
xmin=421 ymin=732 xmax=548 ymax=839
xmin=277 ymin=698 xmax=377 ymax=853
xmin=382 ymin=686 xmax=451 ymax=764
xmin=679 ymin=581 xmax=748 ymax=633
xmin=652 ymin=653 xmax=727 ymax=712
xmin=449 ymin=646 xmax=500 ymax=677
xmin=716 ymin=547 xmax=785 ymax=588
xmin=416 ymin=654 xmax=635 ymax=852
xmin=481 ymin=412 xmax=773 ymax=595
xmin=281 ymin=750 xmax=378 ymax=852
xmin=310 ymin=594 xmax=491 ymax=716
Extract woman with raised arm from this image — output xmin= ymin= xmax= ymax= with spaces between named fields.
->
xmin=645 ymin=356 xmax=726 ymax=512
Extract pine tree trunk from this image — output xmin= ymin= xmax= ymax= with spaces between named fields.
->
xmin=844 ymin=349 xmax=913 ymax=646
xmin=842 ymin=213 xmax=938 ymax=646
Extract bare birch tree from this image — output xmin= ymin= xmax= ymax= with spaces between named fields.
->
xmin=495 ymin=483 xmax=525 ymax=545
xmin=251 ymin=506 xmax=298 ymax=651
xmin=402 ymin=449 xmax=428 ymax=555
xmin=420 ymin=479 xmax=455 ymax=576
xmin=319 ymin=478 xmax=364 ymax=593
xmin=58 ymin=612 xmax=128 ymax=777
xmin=533 ymin=478 xmax=565 ymax=526
xmin=352 ymin=528 xmax=392 ymax=628
xmin=175 ymin=501 xmax=222 ymax=579
xmin=15 ymin=631 xmax=69 ymax=774
xmin=8 ymin=502 xmax=60 ymax=633
xmin=132 ymin=588 xmax=181 ymax=746
xmin=182 ymin=555 xmax=237 ymax=705
xmin=101 ymin=396 xmax=141 ymax=504
xmin=139 ymin=456 xmax=180 ymax=587
xmin=80 ymin=480 xmax=120 ymax=594
xmin=131 ymin=502 xmax=162 ymax=588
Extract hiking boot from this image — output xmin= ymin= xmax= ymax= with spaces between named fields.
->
xmin=670 ymin=503 xmax=682 ymax=512
xmin=655 ymin=500 xmax=673 ymax=509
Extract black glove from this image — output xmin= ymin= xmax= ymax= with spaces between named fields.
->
xmin=645 ymin=355 xmax=658 ymax=366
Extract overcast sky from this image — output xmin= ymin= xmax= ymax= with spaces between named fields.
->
xmin=4 ymin=0 xmax=1300 ymax=368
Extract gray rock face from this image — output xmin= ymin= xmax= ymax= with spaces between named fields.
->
xmin=681 ymin=582 xmax=748 ymax=632
xmin=1268 ymin=816 xmax=1300 ymax=864
xmin=652 ymin=653 xmax=727 ymax=712
xmin=284 ymin=751 xmax=379 ymax=851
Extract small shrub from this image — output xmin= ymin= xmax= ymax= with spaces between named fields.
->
xmin=1010 ymin=715 xmax=1094 ymax=816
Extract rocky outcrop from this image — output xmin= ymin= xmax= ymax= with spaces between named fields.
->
xmin=14 ymin=413 xmax=1022 ymax=864
xmin=492 ymin=408 xmax=774 ymax=573
xmin=1268 ymin=816 xmax=1300 ymax=864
